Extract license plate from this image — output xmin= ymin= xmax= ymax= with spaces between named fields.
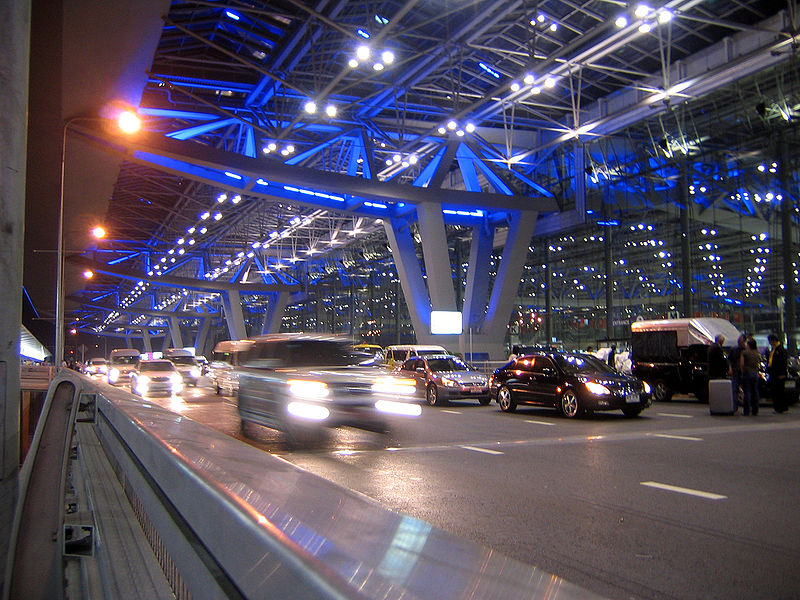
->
xmin=786 ymin=380 xmax=796 ymax=389
xmin=626 ymin=392 xmax=638 ymax=403
xmin=469 ymin=387 xmax=482 ymax=393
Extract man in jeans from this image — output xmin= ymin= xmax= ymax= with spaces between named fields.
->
xmin=767 ymin=333 xmax=788 ymax=413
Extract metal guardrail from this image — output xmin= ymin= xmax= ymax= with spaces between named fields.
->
xmin=5 ymin=370 xmax=604 ymax=600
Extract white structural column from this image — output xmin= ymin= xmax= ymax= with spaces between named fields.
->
xmin=141 ymin=327 xmax=152 ymax=352
xmin=221 ymin=289 xmax=248 ymax=340
xmin=262 ymin=291 xmax=290 ymax=334
xmin=417 ymin=203 xmax=457 ymax=312
xmin=483 ymin=210 xmax=538 ymax=342
xmin=168 ymin=315 xmax=184 ymax=349
xmin=462 ymin=223 xmax=494 ymax=332
xmin=384 ymin=217 xmax=431 ymax=338
xmin=194 ymin=316 xmax=211 ymax=355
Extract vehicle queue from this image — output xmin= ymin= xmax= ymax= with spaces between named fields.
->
xmin=76 ymin=317 xmax=797 ymax=444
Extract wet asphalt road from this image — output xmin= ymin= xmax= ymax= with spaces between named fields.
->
xmin=147 ymin=385 xmax=800 ymax=600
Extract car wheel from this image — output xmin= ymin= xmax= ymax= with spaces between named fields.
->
xmin=426 ymin=384 xmax=440 ymax=406
xmin=652 ymin=379 xmax=672 ymax=402
xmin=478 ymin=395 xmax=491 ymax=406
xmin=622 ymin=406 xmax=643 ymax=417
xmin=497 ymin=386 xmax=517 ymax=413
xmin=560 ymin=389 xmax=581 ymax=418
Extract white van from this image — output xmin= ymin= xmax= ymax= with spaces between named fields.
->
xmin=384 ymin=344 xmax=448 ymax=367
xmin=107 ymin=348 xmax=141 ymax=386
xmin=209 ymin=340 xmax=254 ymax=395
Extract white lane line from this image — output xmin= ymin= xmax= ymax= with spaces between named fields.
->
xmin=657 ymin=413 xmax=694 ymax=419
xmin=441 ymin=409 xmax=462 ymax=414
xmin=640 ymin=481 xmax=727 ymax=500
xmin=460 ymin=445 xmax=504 ymax=455
xmin=649 ymin=433 xmax=704 ymax=442
xmin=525 ymin=419 xmax=556 ymax=426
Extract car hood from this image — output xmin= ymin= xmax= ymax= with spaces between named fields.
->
xmin=436 ymin=371 xmax=487 ymax=384
xmin=581 ymin=372 xmax=643 ymax=390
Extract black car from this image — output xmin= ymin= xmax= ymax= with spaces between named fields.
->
xmin=489 ymin=352 xmax=652 ymax=418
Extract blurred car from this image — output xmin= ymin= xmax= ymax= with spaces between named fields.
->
xmin=168 ymin=354 xmax=203 ymax=386
xmin=396 ymin=354 xmax=490 ymax=406
xmin=353 ymin=343 xmax=384 ymax=364
xmin=107 ymin=348 xmax=140 ymax=386
xmin=131 ymin=359 xmax=184 ymax=397
xmin=84 ymin=357 xmax=108 ymax=379
xmin=489 ymin=351 xmax=652 ymax=418
xmin=236 ymin=334 xmax=420 ymax=443
xmin=208 ymin=339 xmax=254 ymax=395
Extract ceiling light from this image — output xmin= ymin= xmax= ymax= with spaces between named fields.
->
xmin=437 ymin=126 xmax=446 ymax=134
xmin=372 ymin=62 xmax=384 ymax=71
xmin=658 ymin=10 xmax=673 ymax=23
xmin=381 ymin=50 xmax=395 ymax=65
xmin=544 ymin=77 xmax=556 ymax=88
xmin=531 ymin=86 xmax=541 ymax=95
xmin=523 ymin=73 xmax=535 ymax=85
xmin=549 ymin=22 xmax=558 ymax=31
xmin=634 ymin=4 xmax=651 ymax=18
xmin=356 ymin=45 xmax=371 ymax=61
xmin=447 ymin=120 xmax=457 ymax=130
xmin=465 ymin=122 xmax=476 ymax=133
xmin=348 ymin=58 xmax=359 ymax=68
xmin=304 ymin=101 xmax=317 ymax=114
xmin=615 ymin=15 xmax=628 ymax=27
xmin=510 ymin=81 xmax=521 ymax=92
xmin=325 ymin=104 xmax=337 ymax=117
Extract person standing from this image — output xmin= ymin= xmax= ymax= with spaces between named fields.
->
xmin=767 ymin=333 xmax=788 ymax=413
xmin=707 ymin=334 xmax=730 ymax=379
xmin=728 ymin=334 xmax=747 ymax=404
xmin=740 ymin=338 xmax=761 ymax=416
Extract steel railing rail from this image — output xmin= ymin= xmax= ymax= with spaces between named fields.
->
xmin=5 ymin=370 xmax=604 ymax=600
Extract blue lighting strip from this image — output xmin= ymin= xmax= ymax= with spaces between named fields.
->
xmin=478 ymin=62 xmax=501 ymax=78
xmin=283 ymin=185 xmax=344 ymax=202
xmin=443 ymin=208 xmax=484 ymax=217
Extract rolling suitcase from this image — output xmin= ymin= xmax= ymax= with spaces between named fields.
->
xmin=709 ymin=379 xmax=737 ymax=415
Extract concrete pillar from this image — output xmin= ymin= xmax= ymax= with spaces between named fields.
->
xmin=141 ymin=327 xmax=152 ymax=353
xmin=194 ymin=316 xmax=211 ymax=355
xmin=168 ymin=315 xmax=183 ymax=349
xmin=462 ymin=224 xmax=493 ymax=331
xmin=417 ymin=203 xmax=457 ymax=311
xmin=221 ymin=290 xmax=247 ymax=340
xmin=0 ymin=0 xmax=30 ymax=582
xmin=262 ymin=291 xmax=289 ymax=334
xmin=778 ymin=134 xmax=796 ymax=353
xmin=384 ymin=217 xmax=430 ymax=336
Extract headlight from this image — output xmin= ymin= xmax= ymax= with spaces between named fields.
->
xmin=584 ymin=381 xmax=611 ymax=396
xmin=169 ymin=373 xmax=183 ymax=384
xmin=134 ymin=375 xmax=150 ymax=394
xmin=642 ymin=381 xmax=651 ymax=394
xmin=190 ymin=366 xmax=201 ymax=378
xmin=287 ymin=379 xmax=329 ymax=399
xmin=375 ymin=400 xmax=422 ymax=416
xmin=440 ymin=377 xmax=458 ymax=387
xmin=108 ymin=368 xmax=120 ymax=383
xmin=287 ymin=401 xmax=330 ymax=421
xmin=372 ymin=377 xmax=416 ymax=395
xmin=99 ymin=365 xmax=108 ymax=374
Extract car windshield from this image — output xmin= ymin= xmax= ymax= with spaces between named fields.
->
xmin=427 ymin=357 xmax=469 ymax=372
xmin=170 ymin=356 xmax=196 ymax=365
xmin=553 ymin=353 xmax=616 ymax=375
xmin=247 ymin=340 xmax=362 ymax=367
xmin=90 ymin=359 xmax=106 ymax=365
xmin=417 ymin=349 xmax=445 ymax=356
xmin=111 ymin=356 xmax=138 ymax=365
xmin=141 ymin=362 xmax=175 ymax=372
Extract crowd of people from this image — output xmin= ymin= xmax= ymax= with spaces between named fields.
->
xmin=708 ymin=332 xmax=789 ymax=415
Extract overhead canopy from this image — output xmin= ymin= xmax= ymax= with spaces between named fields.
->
xmin=20 ymin=325 xmax=51 ymax=362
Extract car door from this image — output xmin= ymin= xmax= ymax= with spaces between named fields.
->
xmin=529 ymin=356 xmax=561 ymax=406
xmin=398 ymin=357 xmax=424 ymax=396
xmin=503 ymin=357 xmax=536 ymax=402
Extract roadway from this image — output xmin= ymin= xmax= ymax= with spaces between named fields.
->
xmin=142 ymin=384 xmax=800 ymax=600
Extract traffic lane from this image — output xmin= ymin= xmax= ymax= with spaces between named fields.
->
xmin=139 ymin=388 xmax=800 ymax=598
xmin=286 ymin=406 xmax=800 ymax=600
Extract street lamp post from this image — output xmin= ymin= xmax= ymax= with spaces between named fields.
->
xmin=55 ymin=111 xmax=140 ymax=368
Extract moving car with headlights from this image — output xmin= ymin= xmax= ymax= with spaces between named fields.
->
xmin=131 ymin=359 xmax=184 ymax=397
xmin=489 ymin=351 xmax=652 ymax=418
xmin=236 ymin=334 xmax=420 ymax=442
xmin=84 ymin=357 xmax=108 ymax=379
xmin=106 ymin=348 xmax=140 ymax=386
xmin=383 ymin=344 xmax=447 ymax=367
xmin=396 ymin=354 xmax=490 ymax=406
xmin=208 ymin=339 xmax=254 ymax=395
xmin=167 ymin=354 xmax=203 ymax=386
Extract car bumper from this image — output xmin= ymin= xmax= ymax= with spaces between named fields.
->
xmin=439 ymin=385 xmax=490 ymax=400
xmin=583 ymin=393 xmax=652 ymax=411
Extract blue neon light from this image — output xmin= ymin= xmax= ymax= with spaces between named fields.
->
xmin=364 ymin=201 xmax=387 ymax=209
xmin=596 ymin=220 xmax=620 ymax=226
xmin=283 ymin=185 xmax=344 ymax=202
xmin=224 ymin=171 xmax=242 ymax=180
xmin=357 ymin=28 xmax=370 ymax=38
xmin=225 ymin=11 xmax=240 ymax=20
xmin=443 ymin=209 xmax=484 ymax=217
xmin=256 ymin=178 xmax=268 ymax=185
xmin=478 ymin=62 xmax=501 ymax=78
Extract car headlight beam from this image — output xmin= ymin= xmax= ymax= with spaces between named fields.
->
xmin=584 ymin=381 xmax=611 ymax=396
xmin=288 ymin=379 xmax=330 ymax=399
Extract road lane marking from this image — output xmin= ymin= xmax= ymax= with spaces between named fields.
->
xmin=460 ymin=445 xmax=504 ymax=455
xmin=640 ymin=481 xmax=727 ymax=500
xmin=657 ymin=413 xmax=694 ymax=418
xmin=525 ymin=419 xmax=555 ymax=426
xmin=441 ymin=409 xmax=462 ymax=414
xmin=649 ymin=433 xmax=704 ymax=442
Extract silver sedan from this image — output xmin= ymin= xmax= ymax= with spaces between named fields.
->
xmin=396 ymin=354 xmax=490 ymax=406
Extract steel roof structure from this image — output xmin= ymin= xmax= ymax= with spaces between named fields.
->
xmin=35 ymin=0 xmax=800 ymax=354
